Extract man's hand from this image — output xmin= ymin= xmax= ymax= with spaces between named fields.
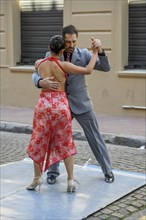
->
xmin=91 ymin=37 xmax=103 ymax=54
xmin=39 ymin=77 xmax=60 ymax=90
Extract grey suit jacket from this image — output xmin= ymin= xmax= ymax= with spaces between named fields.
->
xmin=32 ymin=47 xmax=110 ymax=114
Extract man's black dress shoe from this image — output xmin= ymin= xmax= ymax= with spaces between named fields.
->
xmin=46 ymin=175 xmax=56 ymax=184
xmin=105 ymin=172 xmax=114 ymax=183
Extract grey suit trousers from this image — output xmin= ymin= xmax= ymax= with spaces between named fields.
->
xmin=47 ymin=109 xmax=112 ymax=176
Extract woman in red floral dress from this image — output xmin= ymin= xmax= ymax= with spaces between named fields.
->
xmin=26 ymin=35 xmax=98 ymax=192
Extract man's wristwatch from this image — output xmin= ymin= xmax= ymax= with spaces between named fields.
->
xmin=98 ymin=49 xmax=105 ymax=56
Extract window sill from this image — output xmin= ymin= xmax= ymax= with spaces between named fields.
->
xmin=122 ymin=105 xmax=146 ymax=110
xmin=118 ymin=69 xmax=146 ymax=78
xmin=10 ymin=65 xmax=35 ymax=73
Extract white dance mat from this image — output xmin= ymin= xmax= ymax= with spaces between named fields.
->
xmin=1 ymin=159 xmax=146 ymax=220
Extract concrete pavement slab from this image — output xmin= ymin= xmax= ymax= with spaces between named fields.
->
xmin=1 ymin=159 xmax=146 ymax=220
xmin=1 ymin=106 xmax=146 ymax=148
xmin=1 ymin=106 xmax=145 ymax=136
xmin=1 ymin=121 xmax=145 ymax=148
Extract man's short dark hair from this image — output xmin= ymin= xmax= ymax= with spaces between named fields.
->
xmin=62 ymin=25 xmax=78 ymax=38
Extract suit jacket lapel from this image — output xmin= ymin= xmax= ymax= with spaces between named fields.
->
xmin=60 ymin=48 xmax=81 ymax=63
xmin=71 ymin=48 xmax=81 ymax=64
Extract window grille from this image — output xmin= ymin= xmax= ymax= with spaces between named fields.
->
xmin=125 ymin=0 xmax=146 ymax=69
xmin=18 ymin=1 xmax=63 ymax=65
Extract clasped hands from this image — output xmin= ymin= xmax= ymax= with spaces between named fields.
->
xmin=91 ymin=37 xmax=103 ymax=54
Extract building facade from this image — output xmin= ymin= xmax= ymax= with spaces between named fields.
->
xmin=0 ymin=0 xmax=145 ymax=117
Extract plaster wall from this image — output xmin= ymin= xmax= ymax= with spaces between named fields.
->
xmin=0 ymin=0 xmax=145 ymax=117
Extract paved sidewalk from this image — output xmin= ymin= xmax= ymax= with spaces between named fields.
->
xmin=0 ymin=106 xmax=146 ymax=219
xmin=1 ymin=131 xmax=146 ymax=220
xmin=0 ymin=106 xmax=146 ymax=147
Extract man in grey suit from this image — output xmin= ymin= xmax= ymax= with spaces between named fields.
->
xmin=32 ymin=25 xmax=114 ymax=184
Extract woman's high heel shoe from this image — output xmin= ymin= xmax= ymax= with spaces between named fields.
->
xmin=26 ymin=177 xmax=43 ymax=191
xmin=67 ymin=180 xmax=79 ymax=193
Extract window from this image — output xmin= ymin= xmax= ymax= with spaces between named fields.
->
xmin=125 ymin=0 xmax=146 ymax=69
xmin=18 ymin=0 xmax=63 ymax=65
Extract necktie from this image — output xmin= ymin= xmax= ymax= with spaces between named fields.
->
xmin=66 ymin=53 xmax=71 ymax=62
xmin=66 ymin=53 xmax=71 ymax=77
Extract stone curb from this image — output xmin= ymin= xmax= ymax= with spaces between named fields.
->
xmin=0 ymin=121 xmax=146 ymax=148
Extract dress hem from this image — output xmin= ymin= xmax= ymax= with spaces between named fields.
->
xmin=27 ymin=152 xmax=77 ymax=173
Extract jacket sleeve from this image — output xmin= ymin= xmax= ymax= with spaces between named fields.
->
xmin=32 ymin=71 xmax=42 ymax=87
xmin=95 ymin=53 xmax=111 ymax=72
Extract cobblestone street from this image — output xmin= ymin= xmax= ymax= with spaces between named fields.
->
xmin=0 ymin=131 xmax=146 ymax=220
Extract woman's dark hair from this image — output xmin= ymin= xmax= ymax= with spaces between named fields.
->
xmin=62 ymin=25 xmax=78 ymax=38
xmin=49 ymin=35 xmax=65 ymax=54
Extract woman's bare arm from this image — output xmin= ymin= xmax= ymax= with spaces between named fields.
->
xmin=61 ymin=49 xmax=98 ymax=75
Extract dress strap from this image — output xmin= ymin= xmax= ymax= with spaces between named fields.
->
xmin=37 ymin=58 xmax=48 ymax=69
xmin=36 ymin=56 xmax=67 ymax=78
xmin=48 ymin=57 xmax=66 ymax=74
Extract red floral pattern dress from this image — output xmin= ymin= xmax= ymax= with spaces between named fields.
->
xmin=27 ymin=57 xmax=76 ymax=173
xmin=27 ymin=90 xmax=76 ymax=172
